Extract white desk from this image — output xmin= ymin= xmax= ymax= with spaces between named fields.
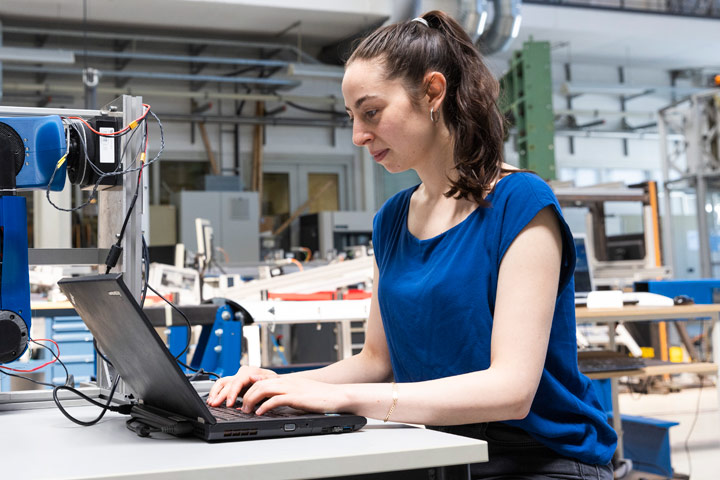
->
xmin=1 ymin=405 xmax=487 ymax=480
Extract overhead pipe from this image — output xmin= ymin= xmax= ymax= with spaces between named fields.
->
xmin=457 ymin=0 xmax=522 ymax=55
xmin=0 ymin=84 xmax=348 ymax=128
xmin=157 ymin=113 xmax=348 ymax=130
xmin=150 ymin=112 xmax=347 ymax=129
xmin=2 ymin=81 xmax=342 ymax=105
xmin=2 ymin=25 xmax=319 ymax=64
xmin=2 ymin=64 xmax=300 ymax=89
xmin=73 ymin=49 xmax=290 ymax=69
xmin=554 ymin=108 xmax=657 ymax=120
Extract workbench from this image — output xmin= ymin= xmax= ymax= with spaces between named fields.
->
xmin=0 ymin=404 xmax=487 ymax=480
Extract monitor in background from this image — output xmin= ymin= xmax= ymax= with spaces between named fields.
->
xmin=573 ymin=235 xmax=595 ymax=296
xmin=147 ymin=244 xmax=188 ymax=269
xmin=606 ymin=233 xmax=645 ymax=261
xmin=147 ymin=245 xmax=176 ymax=265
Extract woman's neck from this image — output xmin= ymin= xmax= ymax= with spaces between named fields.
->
xmin=413 ymin=132 xmax=456 ymax=200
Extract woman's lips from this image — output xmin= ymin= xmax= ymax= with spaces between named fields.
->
xmin=372 ymin=149 xmax=388 ymax=162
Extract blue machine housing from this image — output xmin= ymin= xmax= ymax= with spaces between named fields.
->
xmin=1 ymin=115 xmax=67 ymax=191
xmin=635 ymin=279 xmax=720 ymax=304
xmin=0 ymin=115 xmax=65 ymax=363
xmin=0 ymin=196 xmax=32 ymax=360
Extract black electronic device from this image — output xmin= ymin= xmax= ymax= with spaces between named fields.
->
xmin=577 ymin=350 xmax=647 ymax=374
xmin=66 ymin=115 xmax=124 ymax=190
xmin=673 ymin=295 xmax=694 ymax=306
xmin=57 ymin=274 xmax=366 ymax=441
xmin=573 ymin=235 xmax=595 ymax=307
xmin=606 ymin=233 xmax=645 ymax=261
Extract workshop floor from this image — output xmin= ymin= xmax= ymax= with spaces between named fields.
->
xmin=619 ymin=383 xmax=720 ymax=480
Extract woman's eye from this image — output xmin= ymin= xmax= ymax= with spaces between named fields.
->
xmin=365 ymin=110 xmax=378 ymax=119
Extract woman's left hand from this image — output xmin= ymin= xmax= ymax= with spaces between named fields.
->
xmin=240 ymin=375 xmax=350 ymax=416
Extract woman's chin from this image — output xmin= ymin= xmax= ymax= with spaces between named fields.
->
xmin=381 ymin=164 xmax=409 ymax=174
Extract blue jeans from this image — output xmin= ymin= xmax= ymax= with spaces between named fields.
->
xmin=428 ymin=422 xmax=613 ymax=480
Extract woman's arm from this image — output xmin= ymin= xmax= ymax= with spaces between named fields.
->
xmin=207 ymin=260 xmax=393 ymax=407
xmin=241 ymin=206 xmax=562 ymax=423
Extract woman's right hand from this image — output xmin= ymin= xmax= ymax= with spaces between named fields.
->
xmin=206 ymin=366 xmax=278 ymax=408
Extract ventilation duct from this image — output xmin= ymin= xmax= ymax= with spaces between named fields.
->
xmin=457 ymin=0 xmax=522 ymax=55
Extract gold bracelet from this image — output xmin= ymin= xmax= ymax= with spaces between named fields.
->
xmin=383 ymin=382 xmax=398 ymax=423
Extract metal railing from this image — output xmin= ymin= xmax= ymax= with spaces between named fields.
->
xmin=525 ymin=0 xmax=720 ymax=19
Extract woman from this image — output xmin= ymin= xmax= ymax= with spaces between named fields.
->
xmin=208 ymin=10 xmax=616 ymax=479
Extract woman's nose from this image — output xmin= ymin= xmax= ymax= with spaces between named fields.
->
xmin=352 ymin=122 xmax=372 ymax=146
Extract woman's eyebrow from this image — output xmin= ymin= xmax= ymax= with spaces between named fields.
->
xmin=345 ymin=95 xmax=379 ymax=112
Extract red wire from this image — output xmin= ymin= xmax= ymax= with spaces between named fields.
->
xmin=65 ymin=103 xmax=151 ymax=136
xmin=0 ymin=338 xmax=60 ymax=372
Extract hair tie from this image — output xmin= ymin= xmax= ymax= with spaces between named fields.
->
xmin=411 ymin=17 xmax=429 ymax=27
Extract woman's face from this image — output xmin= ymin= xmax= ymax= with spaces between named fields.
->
xmin=342 ymin=59 xmax=436 ymax=174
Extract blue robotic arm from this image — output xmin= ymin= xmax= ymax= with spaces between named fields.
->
xmin=0 ymin=116 xmax=67 ymax=364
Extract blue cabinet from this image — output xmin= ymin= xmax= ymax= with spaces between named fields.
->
xmin=46 ymin=316 xmax=95 ymax=385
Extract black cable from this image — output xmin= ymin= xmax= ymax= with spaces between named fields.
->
xmin=285 ymin=100 xmax=346 ymax=117
xmin=116 ymin=169 xmax=143 ymax=244
xmin=101 ymin=113 xmax=164 ymax=274
xmin=143 ymin=285 xmax=219 ymax=379
xmin=138 ymin=245 xmax=220 ymax=380
xmin=683 ymin=380 xmax=704 ymax=478
xmin=104 ymin=139 xmax=146 ymax=274
xmin=0 ymin=369 xmax=56 ymax=389
xmin=140 ymin=233 xmax=150 ymax=308
xmin=46 ymin=116 xmax=145 ymax=213
xmin=52 ymin=375 xmax=129 ymax=427
xmin=178 ymin=361 xmax=220 ymax=380
xmin=145 ymin=282 xmax=192 ymax=361
xmin=45 ymin=107 xmax=165 ymax=214
xmin=126 ymin=418 xmax=193 ymax=437
xmin=30 ymin=338 xmax=70 ymax=386
xmin=0 ymin=338 xmax=71 ymax=389
xmin=93 ymin=338 xmax=114 ymax=368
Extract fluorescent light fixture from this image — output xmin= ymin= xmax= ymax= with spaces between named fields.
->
xmin=0 ymin=47 xmax=75 ymax=64
xmin=511 ymin=14 xmax=522 ymax=39
xmin=476 ymin=11 xmax=488 ymax=36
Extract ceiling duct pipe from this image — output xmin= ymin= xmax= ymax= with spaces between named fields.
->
xmin=457 ymin=0 xmax=522 ymax=55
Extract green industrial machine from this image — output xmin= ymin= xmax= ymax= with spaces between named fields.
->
xmin=500 ymin=40 xmax=556 ymax=180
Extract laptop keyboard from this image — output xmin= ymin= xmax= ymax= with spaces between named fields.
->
xmin=578 ymin=350 xmax=647 ymax=373
xmin=209 ymin=405 xmax=298 ymax=422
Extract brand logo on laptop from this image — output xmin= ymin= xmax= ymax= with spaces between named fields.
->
xmin=108 ymin=291 xmax=122 ymax=296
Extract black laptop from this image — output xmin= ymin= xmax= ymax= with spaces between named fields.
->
xmin=57 ymin=274 xmax=366 ymax=441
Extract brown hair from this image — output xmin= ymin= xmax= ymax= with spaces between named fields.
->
xmin=347 ymin=10 xmax=506 ymax=204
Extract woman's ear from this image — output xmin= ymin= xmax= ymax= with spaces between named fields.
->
xmin=424 ymin=71 xmax=447 ymax=112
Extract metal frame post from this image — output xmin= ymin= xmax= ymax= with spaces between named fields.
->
xmin=97 ymin=95 xmax=144 ymax=390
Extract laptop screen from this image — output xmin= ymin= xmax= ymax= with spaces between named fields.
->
xmin=573 ymin=235 xmax=594 ymax=294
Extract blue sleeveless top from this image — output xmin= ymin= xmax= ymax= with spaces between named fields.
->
xmin=372 ymin=172 xmax=617 ymax=465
